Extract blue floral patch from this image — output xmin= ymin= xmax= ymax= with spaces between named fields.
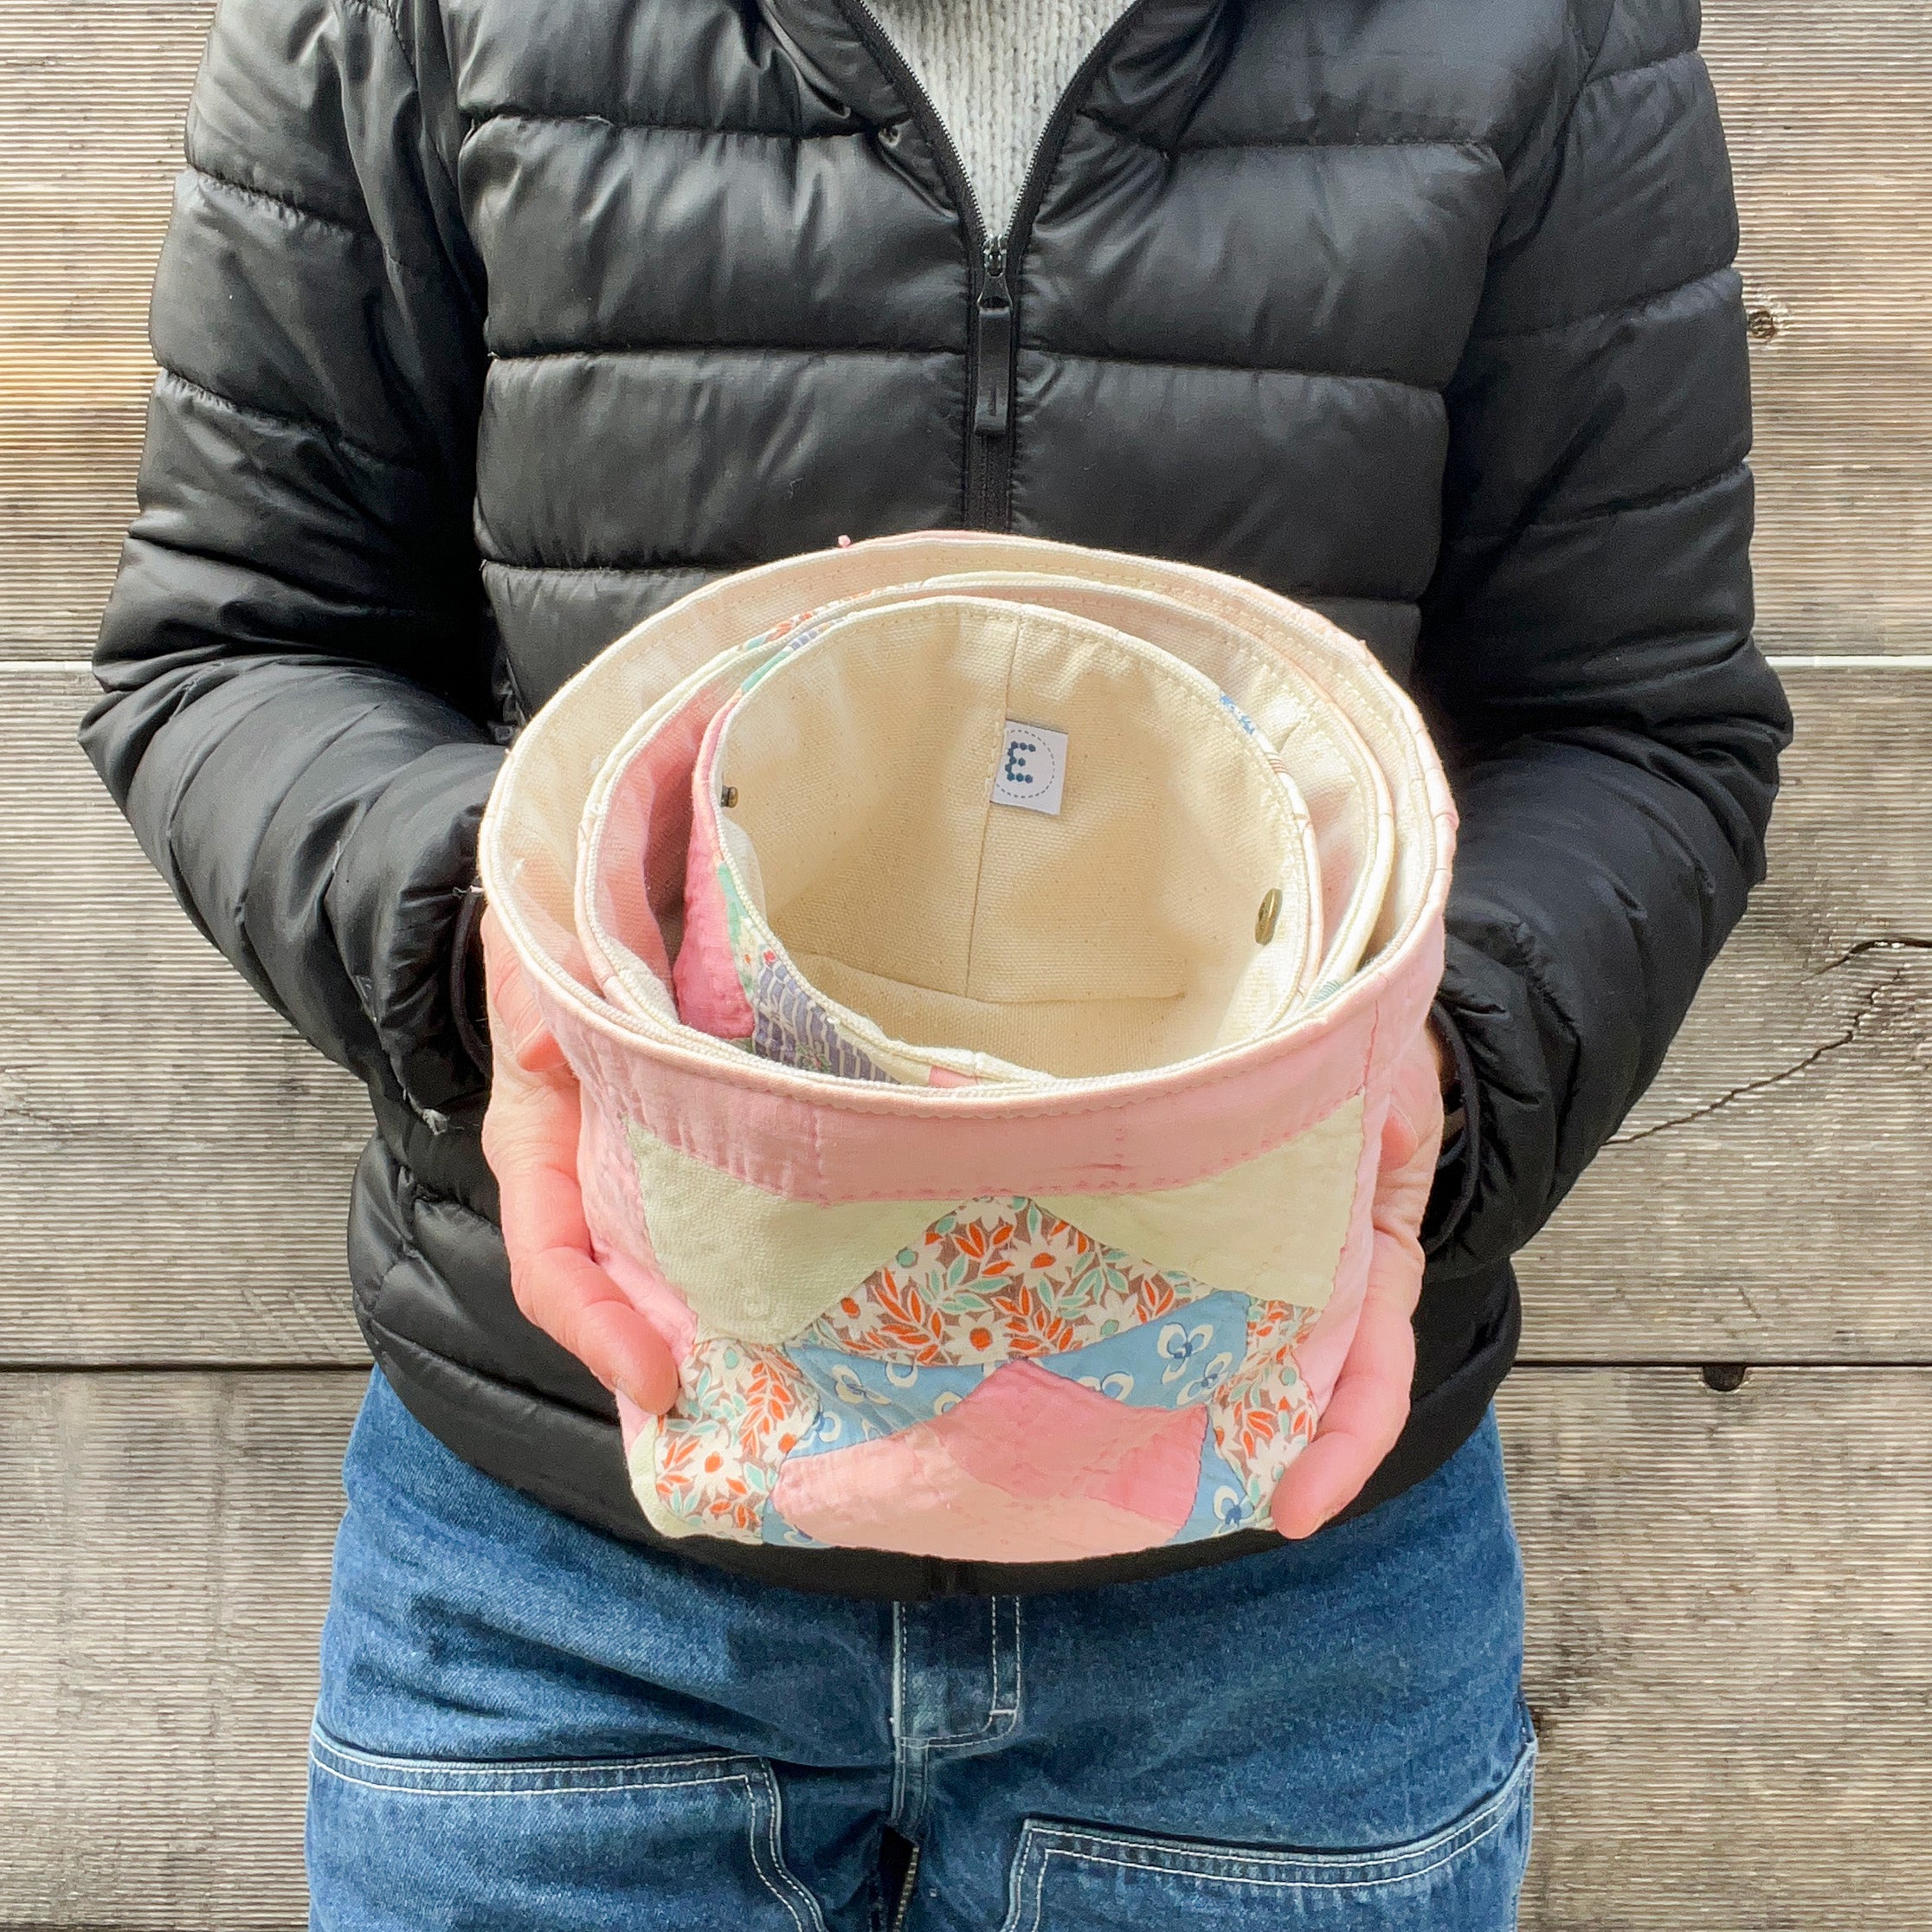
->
xmin=1173 ymin=1432 xmax=1259 ymax=1541
xmin=1033 ymin=1290 xmax=1251 ymax=1408
xmin=789 ymin=1347 xmax=988 ymax=1455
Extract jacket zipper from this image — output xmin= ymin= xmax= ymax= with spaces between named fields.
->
xmin=835 ymin=0 xmax=1155 ymax=531
xmin=969 ymin=237 xmax=1014 ymax=518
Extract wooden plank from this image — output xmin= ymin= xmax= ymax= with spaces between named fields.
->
xmin=0 ymin=672 xmax=371 ymax=1365
xmin=1510 ymin=1364 xmax=1932 ymax=1928
xmin=1 ymin=0 xmax=1929 ymax=654
xmin=0 ymin=0 xmax=209 ymax=654
xmin=1514 ymin=662 xmax=1932 ymax=1362
xmin=0 ymin=665 xmax=1923 ymax=1366
xmin=0 ymin=1365 xmax=1925 ymax=1927
xmin=1704 ymin=3 xmax=1932 ymax=654
xmin=1710 ymin=0 xmax=1932 ymax=340
xmin=0 ymin=1370 xmax=349 ymax=1931
xmin=1 ymin=408 xmax=145 ymax=664
xmin=1737 ymin=364 xmax=1932 ymax=658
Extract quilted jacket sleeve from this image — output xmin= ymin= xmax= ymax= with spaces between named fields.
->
xmin=80 ymin=0 xmax=503 ymax=1123
xmin=1414 ymin=0 xmax=1794 ymax=1278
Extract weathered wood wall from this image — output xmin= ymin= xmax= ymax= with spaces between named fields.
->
xmin=1 ymin=1 xmax=1927 ymax=1925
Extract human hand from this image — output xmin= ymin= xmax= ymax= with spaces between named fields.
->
xmin=478 ymin=909 xmax=679 ymax=1414
xmin=1269 ymin=1021 xmax=1446 ymax=1537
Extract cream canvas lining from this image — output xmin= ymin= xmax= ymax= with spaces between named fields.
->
xmin=502 ymin=533 xmax=1454 ymax=1109
xmin=712 ymin=599 xmax=1322 ymax=1079
xmin=893 ymin=574 xmax=1395 ymax=990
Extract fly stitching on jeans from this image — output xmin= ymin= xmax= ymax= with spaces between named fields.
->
xmin=888 ymin=1598 xmax=1025 ymax=1835
xmin=908 ymin=1598 xmax=1023 ymax=1748
xmin=889 ymin=1602 xmax=915 ymax=1832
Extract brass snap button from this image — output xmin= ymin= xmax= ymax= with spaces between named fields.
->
xmin=1255 ymin=887 xmax=1282 ymax=944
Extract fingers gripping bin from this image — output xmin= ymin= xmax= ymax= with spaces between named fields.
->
xmin=480 ymin=535 xmax=1456 ymax=1562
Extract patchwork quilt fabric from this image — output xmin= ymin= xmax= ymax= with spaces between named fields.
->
xmin=479 ymin=534 xmax=1454 ymax=1562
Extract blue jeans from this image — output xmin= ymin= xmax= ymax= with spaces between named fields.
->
xmin=308 ymin=1371 xmax=1533 ymax=1929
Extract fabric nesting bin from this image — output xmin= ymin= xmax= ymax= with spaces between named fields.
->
xmin=479 ymin=533 xmax=1455 ymax=1562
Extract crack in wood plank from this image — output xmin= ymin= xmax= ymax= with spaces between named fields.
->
xmin=1600 ymin=966 xmax=1901 ymax=1143
xmin=1811 ymin=932 xmax=1932 ymax=976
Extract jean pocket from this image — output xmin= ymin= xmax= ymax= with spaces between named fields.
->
xmin=998 ymin=1733 xmax=1535 ymax=1932
xmin=306 ymin=1726 xmax=827 ymax=1931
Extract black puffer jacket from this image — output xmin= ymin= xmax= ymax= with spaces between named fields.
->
xmin=85 ymin=0 xmax=1790 ymax=1597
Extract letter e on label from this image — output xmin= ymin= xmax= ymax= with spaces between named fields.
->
xmin=990 ymin=720 xmax=1067 ymax=816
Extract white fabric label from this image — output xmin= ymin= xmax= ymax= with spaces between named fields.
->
xmin=990 ymin=719 xmax=1068 ymax=815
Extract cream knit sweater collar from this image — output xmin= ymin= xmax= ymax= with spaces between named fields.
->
xmin=862 ymin=0 xmax=1140 ymax=235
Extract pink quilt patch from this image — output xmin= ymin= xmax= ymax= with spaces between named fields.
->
xmin=770 ymin=1361 xmax=1209 ymax=1561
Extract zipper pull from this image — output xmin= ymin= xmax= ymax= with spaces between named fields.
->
xmin=973 ymin=237 xmax=1014 ymax=438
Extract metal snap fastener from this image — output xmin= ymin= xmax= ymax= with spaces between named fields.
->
xmin=1255 ymin=887 xmax=1282 ymax=943
xmin=720 ymin=785 xmax=738 ymax=808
